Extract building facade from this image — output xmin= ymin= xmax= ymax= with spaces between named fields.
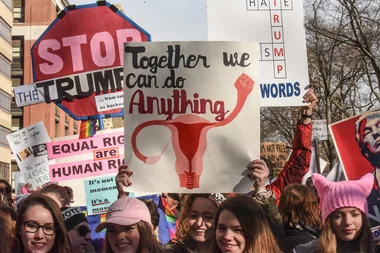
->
xmin=0 ymin=0 xmax=13 ymax=182
xmin=11 ymin=0 xmax=80 ymax=185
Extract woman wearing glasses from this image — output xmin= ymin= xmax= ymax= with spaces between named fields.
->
xmin=13 ymin=194 xmax=72 ymax=253
xmin=62 ymin=207 xmax=93 ymax=253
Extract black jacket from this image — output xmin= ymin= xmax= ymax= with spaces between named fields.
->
xmin=281 ymin=226 xmax=319 ymax=253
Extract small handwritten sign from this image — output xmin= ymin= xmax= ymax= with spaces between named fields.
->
xmin=312 ymin=120 xmax=328 ymax=141
xmin=6 ymin=122 xmax=51 ymax=188
xmin=260 ymin=142 xmax=289 ymax=176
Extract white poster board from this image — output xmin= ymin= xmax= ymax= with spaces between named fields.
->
xmin=207 ymin=0 xmax=309 ymax=106
xmin=6 ymin=122 xmax=51 ymax=188
xmin=124 ymin=41 xmax=260 ymax=193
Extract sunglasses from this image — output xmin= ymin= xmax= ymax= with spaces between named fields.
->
xmin=77 ymin=225 xmax=91 ymax=237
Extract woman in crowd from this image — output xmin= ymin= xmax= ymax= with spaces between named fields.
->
xmin=40 ymin=183 xmax=74 ymax=207
xmin=19 ymin=183 xmax=74 ymax=208
xmin=0 ymin=205 xmax=17 ymax=253
xmin=279 ymin=183 xmax=322 ymax=252
xmin=211 ymin=195 xmax=281 ymax=253
xmin=13 ymin=194 xmax=72 ymax=253
xmin=165 ymin=193 xmax=225 ymax=253
xmin=61 ymin=206 xmax=93 ymax=253
xmin=96 ymin=196 xmax=165 ymax=253
xmin=294 ymin=173 xmax=376 ymax=253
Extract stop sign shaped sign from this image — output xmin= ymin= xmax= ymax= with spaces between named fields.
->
xmin=31 ymin=2 xmax=150 ymax=120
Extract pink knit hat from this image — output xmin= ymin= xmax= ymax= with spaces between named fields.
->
xmin=312 ymin=173 xmax=374 ymax=222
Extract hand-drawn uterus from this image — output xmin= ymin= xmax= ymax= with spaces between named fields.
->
xmin=131 ymin=74 xmax=255 ymax=189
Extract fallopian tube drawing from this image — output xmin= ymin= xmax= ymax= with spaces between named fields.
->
xmin=131 ymin=73 xmax=255 ymax=189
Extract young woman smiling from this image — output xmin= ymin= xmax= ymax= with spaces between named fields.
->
xmin=294 ymin=173 xmax=377 ymax=253
xmin=96 ymin=196 xmax=165 ymax=253
xmin=165 ymin=193 xmax=225 ymax=253
xmin=13 ymin=194 xmax=72 ymax=253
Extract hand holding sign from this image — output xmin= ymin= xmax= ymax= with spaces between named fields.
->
xmin=116 ymin=165 xmax=133 ymax=199
xmin=300 ymin=88 xmax=318 ymax=124
xmin=247 ymin=159 xmax=270 ymax=192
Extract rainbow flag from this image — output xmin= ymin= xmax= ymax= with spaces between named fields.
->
xmin=79 ymin=119 xmax=97 ymax=139
xmin=159 ymin=196 xmax=177 ymax=241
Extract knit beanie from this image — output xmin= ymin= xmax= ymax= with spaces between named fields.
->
xmin=61 ymin=207 xmax=88 ymax=231
xmin=312 ymin=173 xmax=373 ymax=222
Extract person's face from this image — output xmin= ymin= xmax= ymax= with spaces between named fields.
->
xmin=188 ymin=197 xmax=217 ymax=243
xmin=361 ymin=117 xmax=380 ymax=154
xmin=331 ymin=207 xmax=363 ymax=241
xmin=106 ymin=224 xmax=140 ymax=253
xmin=0 ymin=182 xmax=10 ymax=198
xmin=21 ymin=205 xmax=56 ymax=253
xmin=67 ymin=221 xmax=92 ymax=253
xmin=42 ymin=193 xmax=62 ymax=208
xmin=216 ymin=210 xmax=246 ymax=253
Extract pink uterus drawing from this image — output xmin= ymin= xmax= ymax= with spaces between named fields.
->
xmin=131 ymin=73 xmax=255 ymax=189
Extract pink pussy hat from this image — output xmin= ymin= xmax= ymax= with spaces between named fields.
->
xmin=312 ymin=173 xmax=374 ymax=222
xmin=95 ymin=197 xmax=152 ymax=232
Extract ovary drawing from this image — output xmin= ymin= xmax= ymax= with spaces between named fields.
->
xmin=131 ymin=73 xmax=255 ymax=189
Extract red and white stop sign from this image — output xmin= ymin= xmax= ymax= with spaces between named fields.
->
xmin=31 ymin=2 xmax=150 ymax=120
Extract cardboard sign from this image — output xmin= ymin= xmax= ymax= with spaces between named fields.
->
xmin=84 ymin=175 xmax=118 ymax=215
xmin=124 ymin=41 xmax=260 ymax=193
xmin=31 ymin=2 xmax=150 ymax=120
xmin=6 ymin=122 xmax=51 ymax=188
xmin=260 ymin=142 xmax=289 ymax=176
xmin=312 ymin=120 xmax=328 ymax=140
xmin=207 ymin=0 xmax=309 ymax=106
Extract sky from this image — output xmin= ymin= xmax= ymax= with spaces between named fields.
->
xmin=69 ymin=0 xmax=208 ymax=41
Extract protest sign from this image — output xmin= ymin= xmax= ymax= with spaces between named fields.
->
xmin=47 ymin=128 xmax=124 ymax=181
xmin=330 ymin=110 xmax=380 ymax=227
xmin=30 ymin=2 xmax=150 ymax=120
xmin=260 ymin=142 xmax=289 ymax=176
xmin=13 ymin=171 xmax=26 ymax=196
xmin=207 ymin=0 xmax=309 ymax=107
xmin=124 ymin=41 xmax=260 ymax=193
xmin=312 ymin=120 xmax=328 ymax=140
xmin=48 ymin=128 xmax=124 ymax=206
xmin=6 ymin=122 xmax=51 ymax=188
xmin=13 ymin=84 xmax=45 ymax=107
xmin=84 ymin=175 xmax=118 ymax=215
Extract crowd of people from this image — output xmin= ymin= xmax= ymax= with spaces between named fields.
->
xmin=0 ymin=89 xmax=379 ymax=253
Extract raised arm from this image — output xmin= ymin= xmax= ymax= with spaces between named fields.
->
xmin=268 ymin=88 xmax=317 ymax=203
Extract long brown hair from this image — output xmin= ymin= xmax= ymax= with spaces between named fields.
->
xmin=0 ymin=211 xmax=15 ymax=253
xmin=279 ymin=183 xmax=322 ymax=230
xmin=103 ymin=221 xmax=165 ymax=253
xmin=176 ymin=194 xmax=218 ymax=241
xmin=14 ymin=194 xmax=72 ymax=253
xmin=40 ymin=184 xmax=74 ymax=207
xmin=211 ymin=195 xmax=281 ymax=253
xmin=316 ymin=212 xmax=375 ymax=253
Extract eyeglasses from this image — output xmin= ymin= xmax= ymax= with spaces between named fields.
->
xmin=23 ymin=222 xmax=55 ymax=236
xmin=77 ymin=225 xmax=91 ymax=237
